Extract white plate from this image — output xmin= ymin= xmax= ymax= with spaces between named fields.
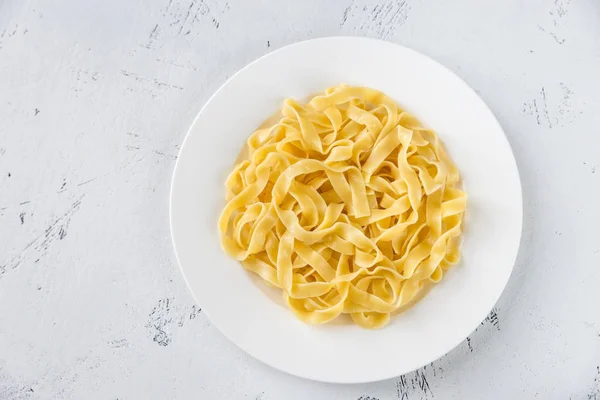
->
xmin=170 ymin=37 xmax=522 ymax=383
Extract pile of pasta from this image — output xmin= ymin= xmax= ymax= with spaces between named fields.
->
xmin=219 ymin=85 xmax=466 ymax=329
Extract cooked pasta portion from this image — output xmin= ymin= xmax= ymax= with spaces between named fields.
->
xmin=218 ymin=85 xmax=466 ymax=329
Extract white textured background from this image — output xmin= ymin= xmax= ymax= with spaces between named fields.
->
xmin=1 ymin=0 xmax=599 ymax=399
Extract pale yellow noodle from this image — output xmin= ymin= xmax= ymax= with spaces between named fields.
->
xmin=218 ymin=85 xmax=467 ymax=329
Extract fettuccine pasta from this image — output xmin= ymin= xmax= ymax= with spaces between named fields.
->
xmin=218 ymin=85 xmax=466 ymax=329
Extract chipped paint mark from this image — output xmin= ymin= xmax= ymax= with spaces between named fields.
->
xmin=0 ymin=382 xmax=35 ymax=399
xmin=0 ymin=23 xmax=25 ymax=50
xmin=177 ymin=305 xmax=201 ymax=327
xmin=396 ymin=365 xmax=435 ymax=399
xmin=108 ymin=339 xmax=130 ymax=349
xmin=155 ymin=58 xmax=199 ymax=71
xmin=589 ymin=366 xmax=600 ymax=400
xmin=144 ymin=24 xmax=160 ymax=49
xmin=120 ymin=70 xmax=184 ymax=90
xmin=484 ymin=307 xmax=501 ymax=330
xmin=582 ymin=320 xmax=599 ymax=338
xmin=74 ymin=164 xmax=130 ymax=189
xmin=58 ymin=225 xmax=67 ymax=240
xmin=541 ymin=87 xmax=553 ymax=128
xmin=555 ymin=82 xmax=581 ymax=127
xmin=77 ymin=177 xmax=99 ymax=187
xmin=357 ymin=396 xmax=379 ymax=400
xmin=160 ymin=0 xmax=224 ymax=37
xmin=193 ymin=1 xmax=211 ymax=20
xmin=178 ymin=0 xmax=197 ymax=35
xmin=428 ymin=362 xmax=444 ymax=379
xmin=72 ymin=68 xmax=102 ymax=83
xmin=550 ymin=0 xmax=571 ymax=20
xmin=0 ymin=367 xmax=31 ymax=398
xmin=523 ymin=85 xmax=580 ymax=128
xmin=147 ymin=298 xmax=173 ymax=346
xmin=7 ymin=172 xmax=11 ymax=178
xmin=154 ymin=150 xmax=178 ymax=160
xmin=464 ymin=308 xmax=502 ymax=353
xmin=19 ymin=212 xmax=25 ymax=225
xmin=539 ymin=0 xmax=570 ymax=44
xmin=0 ymin=196 xmax=84 ymax=278
xmin=533 ymin=315 xmax=560 ymax=333
xmin=34 ymin=108 xmax=40 ymax=116
xmin=523 ymin=99 xmax=541 ymax=126
xmin=538 ymin=25 xmax=565 ymax=45
xmin=255 ymin=392 xmax=266 ymax=400
xmin=466 ymin=336 xmax=473 ymax=352
xmin=341 ymin=0 xmax=411 ymax=40
xmin=340 ymin=1 xmax=354 ymax=27
xmin=267 ymin=40 xmax=270 ymax=48
xmin=550 ymin=32 xmax=565 ymax=44
xmin=417 ymin=370 xmax=433 ymax=397
xmin=146 ymin=298 xmax=202 ymax=346
xmin=396 ymin=375 xmax=409 ymax=400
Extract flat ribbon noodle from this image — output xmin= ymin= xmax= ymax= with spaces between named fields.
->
xmin=219 ymin=85 xmax=467 ymax=329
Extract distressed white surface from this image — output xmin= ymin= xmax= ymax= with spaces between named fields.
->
xmin=1 ymin=0 xmax=599 ymax=398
